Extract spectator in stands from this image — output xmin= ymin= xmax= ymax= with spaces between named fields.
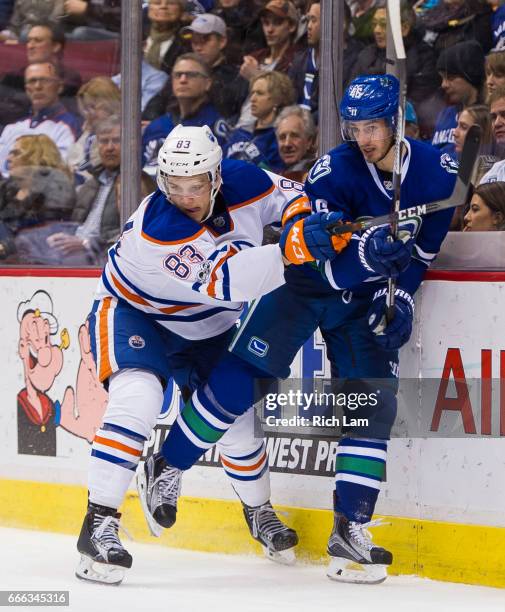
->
xmin=225 ymin=70 xmax=295 ymax=169
xmin=182 ymin=13 xmax=248 ymax=119
xmin=489 ymin=0 xmax=505 ymax=50
xmin=240 ymin=0 xmax=299 ymax=81
xmin=479 ymin=86 xmax=505 ymax=181
xmin=0 ymin=0 xmax=65 ymax=41
xmin=213 ymin=0 xmax=263 ymax=60
xmin=142 ymin=53 xmax=227 ymax=173
xmin=432 ymin=40 xmax=485 ymax=157
xmin=419 ymin=0 xmax=493 ymax=54
xmin=454 ymin=104 xmax=494 ymax=157
xmin=405 ymin=100 xmax=420 ymax=139
xmin=67 ymin=76 xmax=121 ymax=181
xmin=485 ymin=50 xmax=505 ymax=100
xmin=463 ymin=181 xmax=505 ymax=230
xmin=0 ymin=1 xmax=14 ymax=30
xmin=346 ymin=0 xmax=385 ymax=43
xmin=112 ymin=55 xmax=168 ymax=114
xmin=0 ymin=134 xmax=74 ymax=260
xmin=274 ymin=105 xmax=316 ymax=180
xmin=62 ymin=0 xmax=121 ymax=40
xmin=44 ymin=115 xmax=122 ymax=265
xmin=453 ymin=103 xmax=498 ymax=183
xmin=351 ymin=2 xmax=440 ymax=137
xmin=0 ymin=22 xmax=82 ymax=126
xmin=0 ymin=61 xmax=82 ymax=175
xmin=343 ymin=1 xmax=364 ymax=89
xmin=289 ymin=1 xmax=320 ymax=118
xmin=236 ymin=0 xmax=299 ymax=130
xmin=144 ymin=0 xmax=188 ymax=73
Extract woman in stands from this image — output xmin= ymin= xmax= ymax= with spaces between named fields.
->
xmin=464 ymin=181 xmax=505 ymax=231
xmin=224 ymin=70 xmax=295 ymax=169
xmin=0 ymin=134 xmax=74 ymax=260
xmin=67 ymin=76 xmax=120 ymax=183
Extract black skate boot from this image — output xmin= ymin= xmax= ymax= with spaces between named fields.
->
xmin=136 ymin=452 xmax=182 ymax=537
xmin=326 ymin=511 xmax=392 ymax=584
xmin=75 ymin=503 xmax=132 ymax=585
xmin=242 ymin=501 xmax=299 ymax=565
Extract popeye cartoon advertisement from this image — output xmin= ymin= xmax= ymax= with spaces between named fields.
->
xmin=16 ymin=290 xmax=108 ymax=455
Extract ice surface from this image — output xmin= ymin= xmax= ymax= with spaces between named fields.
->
xmin=1 ymin=527 xmax=503 ymax=612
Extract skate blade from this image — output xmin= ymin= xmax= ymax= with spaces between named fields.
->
xmin=326 ymin=557 xmax=388 ymax=585
xmin=75 ymin=554 xmax=125 ymax=586
xmin=263 ymin=545 xmax=296 ymax=566
xmin=136 ymin=468 xmax=163 ymax=537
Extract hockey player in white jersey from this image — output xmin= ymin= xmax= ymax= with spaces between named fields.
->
xmin=75 ymin=124 xmax=349 ymax=585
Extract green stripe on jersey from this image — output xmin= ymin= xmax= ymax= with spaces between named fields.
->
xmin=336 ymin=455 xmax=385 ymax=479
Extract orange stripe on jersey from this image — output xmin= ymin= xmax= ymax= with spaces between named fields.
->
xmin=141 ymin=227 xmax=206 ymax=245
xmin=220 ymin=451 xmax=267 ymax=472
xmin=208 ymin=247 xmax=237 ymax=298
xmin=98 ymin=297 xmax=113 ymax=382
xmin=228 ymin=183 xmax=276 ymax=211
xmin=158 ymin=303 xmax=196 ymax=315
xmin=94 ymin=435 xmax=143 ymax=457
xmin=110 ymin=273 xmax=150 ymax=306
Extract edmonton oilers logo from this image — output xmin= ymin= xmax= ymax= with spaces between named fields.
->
xmin=128 ymin=335 xmax=145 ymax=349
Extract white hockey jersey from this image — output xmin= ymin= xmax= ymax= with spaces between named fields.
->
xmin=95 ymin=159 xmax=306 ymax=340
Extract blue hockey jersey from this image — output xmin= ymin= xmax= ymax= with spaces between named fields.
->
xmin=431 ymin=105 xmax=458 ymax=157
xmin=224 ymin=125 xmax=282 ymax=170
xmin=294 ymin=138 xmax=457 ymax=296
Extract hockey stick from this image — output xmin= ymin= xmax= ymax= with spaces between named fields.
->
xmin=325 ymin=124 xmax=481 ymax=237
xmin=385 ymin=0 xmax=407 ymax=320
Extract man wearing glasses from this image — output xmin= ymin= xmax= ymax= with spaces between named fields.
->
xmin=0 ymin=61 xmax=82 ymax=176
xmin=141 ymin=53 xmax=229 ymax=174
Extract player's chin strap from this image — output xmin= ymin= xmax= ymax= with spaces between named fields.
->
xmin=201 ymin=171 xmax=223 ymax=222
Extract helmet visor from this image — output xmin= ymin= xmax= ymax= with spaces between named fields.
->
xmin=341 ymin=117 xmax=395 ymax=143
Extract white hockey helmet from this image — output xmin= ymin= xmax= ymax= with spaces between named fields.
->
xmin=157 ymin=124 xmax=222 ymax=220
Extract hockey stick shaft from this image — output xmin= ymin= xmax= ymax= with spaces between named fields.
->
xmin=325 ymin=124 xmax=481 ymax=237
xmin=386 ymin=0 xmax=407 ymax=320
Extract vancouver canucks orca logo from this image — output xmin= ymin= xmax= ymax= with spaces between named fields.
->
xmin=440 ymin=153 xmax=459 ymax=174
xmin=307 ymin=154 xmax=331 ymax=184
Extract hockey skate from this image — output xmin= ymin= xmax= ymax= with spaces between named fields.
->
xmin=136 ymin=452 xmax=182 ymax=537
xmin=326 ymin=511 xmax=392 ymax=584
xmin=75 ymin=503 xmax=132 ymax=585
xmin=242 ymin=501 xmax=299 ymax=565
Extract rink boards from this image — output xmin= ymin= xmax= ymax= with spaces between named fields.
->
xmin=0 ymin=268 xmax=504 ymax=588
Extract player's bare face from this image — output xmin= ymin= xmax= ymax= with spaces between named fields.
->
xmin=167 ymin=174 xmax=212 ymax=222
xmin=349 ymin=120 xmax=393 ymax=163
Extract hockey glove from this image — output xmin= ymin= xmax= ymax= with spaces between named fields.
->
xmin=367 ymin=287 xmax=415 ymax=350
xmin=281 ymin=195 xmax=312 ymax=227
xmin=280 ymin=211 xmax=350 ymax=265
xmin=359 ymin=224 xmax=415 ymax=278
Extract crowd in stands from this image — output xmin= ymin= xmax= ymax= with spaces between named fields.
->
xmin=1 ymin=0 xmax=505 ymax=266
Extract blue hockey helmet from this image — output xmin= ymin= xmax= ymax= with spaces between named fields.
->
xmin=340 ymin=74 xmax=399 ymax=142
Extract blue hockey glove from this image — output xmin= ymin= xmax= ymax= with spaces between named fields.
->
xmin=367 ymin=287 xmax=415 ymax=350
xmin=280 ymin=211 xmax=350 ymax=265
xmin=359 ymin=224 xmax=415 ymax=278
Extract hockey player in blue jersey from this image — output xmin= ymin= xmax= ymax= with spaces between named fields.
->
xmin=137 ymin=74 xmax=458 ymax=584
xmin=75 ymin=123 xmax=348 ymax=585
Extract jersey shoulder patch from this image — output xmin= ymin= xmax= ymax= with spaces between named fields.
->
xmin=440 ymin=152 xmax=459 ymax=174
xmin=141 ymin=190 xmax=204 ymax=245
xmin=220 ymin=159 xmax=274 ymax=207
